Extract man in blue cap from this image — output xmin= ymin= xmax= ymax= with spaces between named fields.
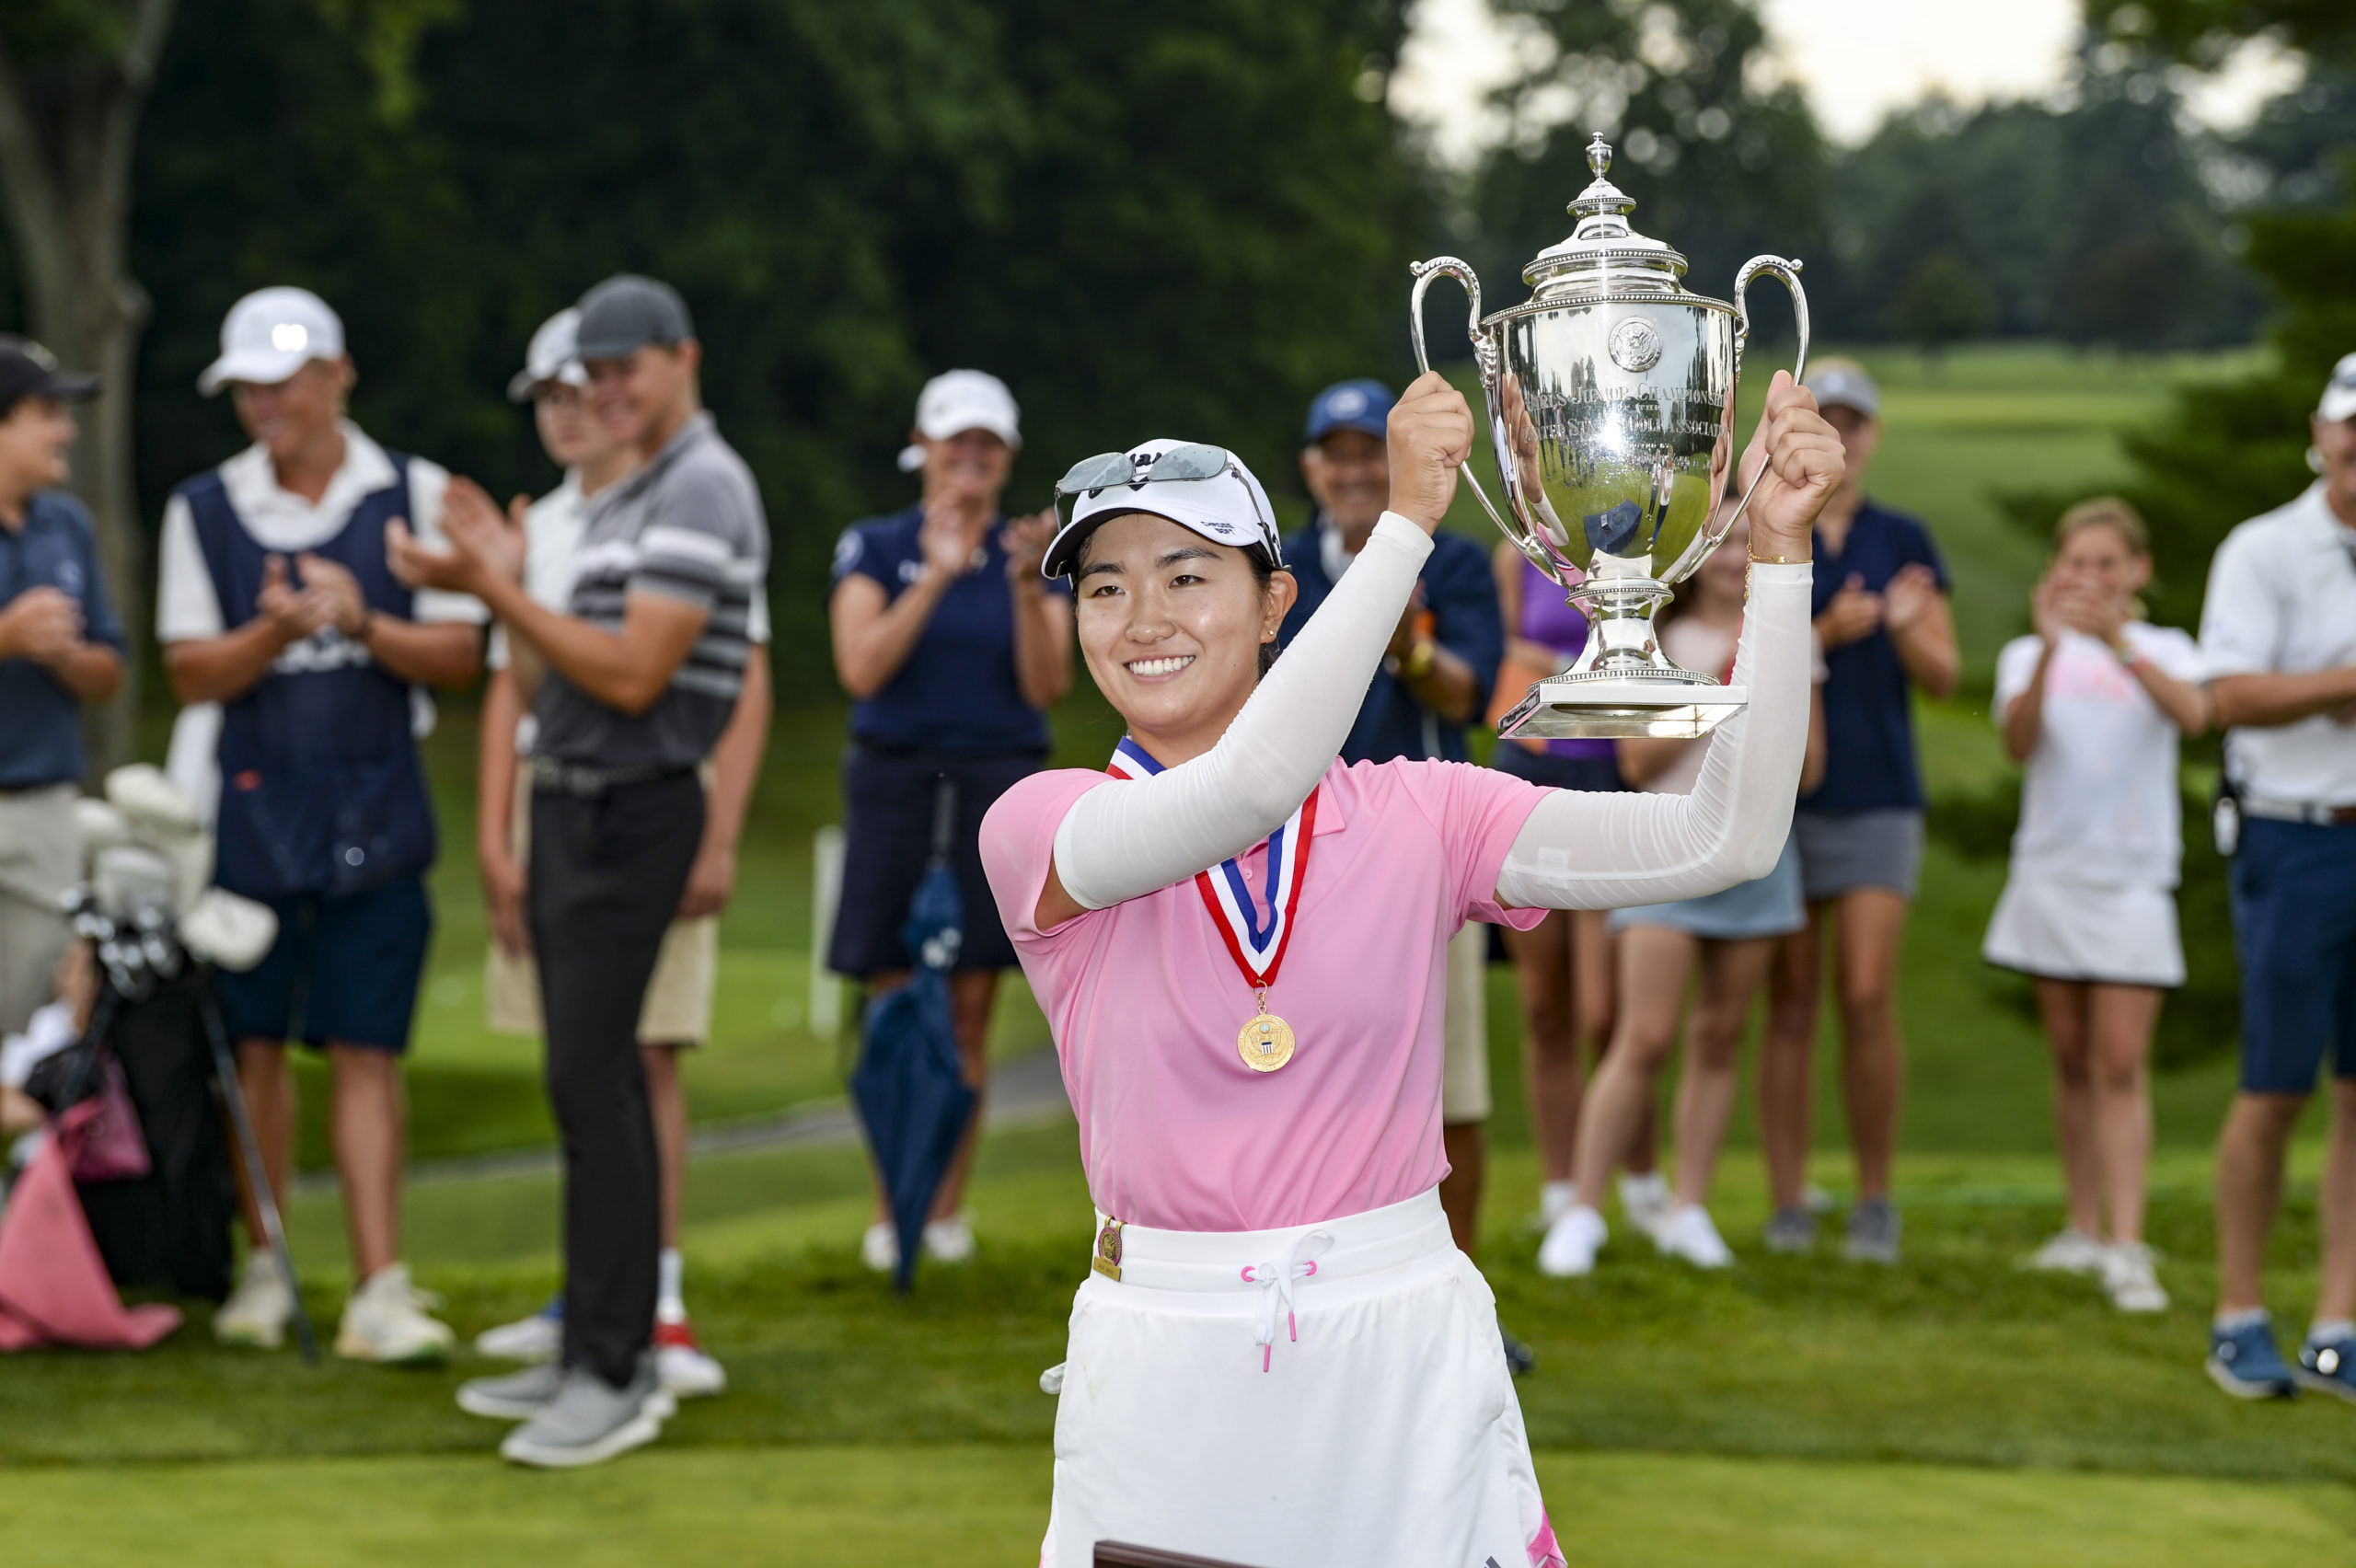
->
xmin=1276 ymin=377 xmax=1525 ymax=1370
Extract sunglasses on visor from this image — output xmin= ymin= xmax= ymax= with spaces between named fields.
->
xmin=1052 ymin=443 xmax=1280 ymax=558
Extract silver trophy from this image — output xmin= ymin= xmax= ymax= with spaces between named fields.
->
xmin=1411 ymin=133 xmax=1808 ymax=739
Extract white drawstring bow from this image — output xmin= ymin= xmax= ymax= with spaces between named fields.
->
xmin=1242 ymin=1228 xmax=1334 ymax=1372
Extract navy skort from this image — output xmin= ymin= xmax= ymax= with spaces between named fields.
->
xmin=828 ymin=745 xmax=1043 ymax=978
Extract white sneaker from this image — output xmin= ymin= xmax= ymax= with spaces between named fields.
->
xmin=923 ymin=1215 xmax=976 ymax=1263
xmin=1535 ymin=1182 xmax=1580 ymax=1228
xmin=1537 ymin=1205 xmax=1608 ymax=1277
xmin=334 ymin=1262 xmax=456 ymax=1365
xmin=2023 ymin=1227 xmax=2108 ymax=1275
xmin=214 ymin=1252 xmax=293 ymax=1349
xmin=861 ymin=1222 xmax=898 ymax=1272
xmin=1653 ymin=1205 xmax=1736 ymax=1269
xmin=2101 ymin=1242 xmax=2169 ymax=1313
xmin=475 ymin=1298 xmax=562 ymax=1362
xmin=653 ymin=1320 xmax=728 ymax=1398
xmin=1619 ymin=1172 xmax=1673 ymax=1239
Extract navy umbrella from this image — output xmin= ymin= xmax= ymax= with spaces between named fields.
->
xmin=850 ymin=777 xmax=978 ymax=1295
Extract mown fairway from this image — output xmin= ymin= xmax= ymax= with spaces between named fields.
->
xmin=15 ymin=343 xmax=2350 ymax=1563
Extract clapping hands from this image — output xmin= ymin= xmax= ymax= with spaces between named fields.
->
xmin=2029 ymin=571 xmax=2125 ymax=647
xmin=1817 ymin=562 xmax=1940 ymax=651
xmin=0 ymin=585 xmax=86 ymax=665
xmin=387 ymin=477 xmax=526 ymax=595
xmin=1000 ymin=507 xmax=1057 ymax=583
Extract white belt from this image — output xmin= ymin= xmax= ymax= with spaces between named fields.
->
xmin=2240 ymin=793 xmax=2356 ymax=826
xmin=1084 ymin=1188 xmax=1453 ymax=1372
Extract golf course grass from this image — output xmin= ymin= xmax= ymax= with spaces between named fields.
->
xmin=16 ymin=341 xmax=2353 ymax=1563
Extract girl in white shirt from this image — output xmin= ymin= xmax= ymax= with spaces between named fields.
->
xmin=1984 ymin=498 xmax=2207 ymax=1312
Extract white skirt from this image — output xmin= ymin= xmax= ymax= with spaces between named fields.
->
xmin=1041 ymin=1187 xmax=1562 ymax=1568
xmin=1981 ymin=874 xmax=2184 ymax=988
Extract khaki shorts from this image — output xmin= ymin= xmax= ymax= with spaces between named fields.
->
xmin=0 ymin=785 xmax=77 ymax=1036
xmin=1439 ymin=919 xmax=1491 ymax=1125
xmin=485 ymin=767 xmax=718 ymax=1045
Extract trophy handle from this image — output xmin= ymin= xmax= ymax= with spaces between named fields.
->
xmin=1408 ymin=257 xmax=1512 ymax=536
xmin=1709 ymin=255 xmax=1811 ymax=550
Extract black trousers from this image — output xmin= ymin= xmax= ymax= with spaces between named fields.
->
xmin=528 ymin=771 xmax=705 ymax=1389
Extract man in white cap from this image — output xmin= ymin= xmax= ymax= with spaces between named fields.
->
xmin=398 ymin=273 xmax=768 ymax=1468
xmin=469 ymin=307 xmax=769 ymax=1401
xmin=156 ymin=285 xmax=486 ymax=1362
xmin=2196 ymin=351 xmax=2356 ymax=1404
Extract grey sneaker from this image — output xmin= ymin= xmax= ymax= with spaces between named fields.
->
xmin=457 ymin=1359 xmax=566 ymax=1421
xmin=498 ymin=1358 xmax=671 ymax=1469
xmin=1845 ymin=1197 xmax=1901 ymax=1263
xmin=1761 ymin=1206 xmax=1817 ymax=1255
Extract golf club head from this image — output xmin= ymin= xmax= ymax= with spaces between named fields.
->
xmin=179 ymin=888 xmax=279 ymax=973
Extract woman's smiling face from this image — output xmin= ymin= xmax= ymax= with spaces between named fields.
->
xmin=1071 ymin=512 xmax=1295 ymax=755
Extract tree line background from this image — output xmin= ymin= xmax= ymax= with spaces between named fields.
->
xmin=0 ymin=0 xmax=2350 ymax=711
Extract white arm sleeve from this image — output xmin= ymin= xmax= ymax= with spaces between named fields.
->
xmin=1052 ymin=512 xmax=1435 ymax=911
xmin=1494 ymin=562 xmax=1813 ymax=910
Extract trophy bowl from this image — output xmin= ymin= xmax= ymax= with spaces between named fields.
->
xmin=1411 ymin=133 xmax=1808 ymax=740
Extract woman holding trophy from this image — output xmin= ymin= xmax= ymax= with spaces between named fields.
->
xmin=978 ymin=368 xmax=1840 ymax=1565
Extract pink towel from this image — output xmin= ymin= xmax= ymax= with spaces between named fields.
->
xmin=0 ymin=1101 xmax=181 ymax=1351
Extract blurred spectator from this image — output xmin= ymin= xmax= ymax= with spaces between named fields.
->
xmin=1759 ymin=358 xmax=1957 ymax=1264
xmin=1542 ymin=520 xmax=1827 ymax=1275
xmin=2194 ymin=353 xmax=2356 ymax=1401
xmin=828 ymin=371 xmax=1071 ymax=1271
xmin=1493 ymin=537 xmax=1665 ymax=1257
xmin=409 ymin=273 xmax=770 ymax=1465
xmin=1985 ymin=500 xmax=2205 ymax=1314
xmin=469 ymin=308 xmax=767 ymax=1401
xmin=1276 ymin=379 xmax=1526 ymax=1368
xmin=156 ymin=287 xmax=484 ymax=1361
xmin=0 ymin=338 xmax=120 ymax=1036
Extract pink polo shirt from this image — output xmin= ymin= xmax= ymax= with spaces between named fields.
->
xmin=980 ymin=757 xmax=1549 ymax=1233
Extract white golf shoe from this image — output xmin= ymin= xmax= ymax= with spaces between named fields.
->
xmin=1537 ymin=1205 xmax=1608 ymax=1277
xmin=334 ymin=1262 xmax=456 ymax=1365
xmin=214 ymin=1252 xmax=294 ymax=1349
xmin=1653 ymin=1205 xmax=1736 ymax=1269
xmin=1618 ymin=1172 xmax=1673 ymax=1239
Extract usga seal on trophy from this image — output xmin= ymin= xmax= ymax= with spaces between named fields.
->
xmin=1410 ymin=133 xmax=1810 ymax=740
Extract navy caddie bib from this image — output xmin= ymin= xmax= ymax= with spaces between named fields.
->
xmin=179 ymin=456 xmax=437 ymax=899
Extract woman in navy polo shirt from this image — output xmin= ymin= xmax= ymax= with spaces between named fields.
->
xmin=828 ymin=371 xmax=1071 ymax=1268
xmin=1758 ymin=359 xmax=1958 ymax=1265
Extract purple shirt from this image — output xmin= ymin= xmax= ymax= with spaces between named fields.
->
xmin=1515 ymin=557 xmax=1615 ymax=760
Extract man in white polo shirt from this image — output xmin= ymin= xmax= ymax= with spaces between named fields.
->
xmin=156 ymin=286 xmax=486 ymax=1364
xmin=2198 ymin=352 xmax=2356 ymax=1404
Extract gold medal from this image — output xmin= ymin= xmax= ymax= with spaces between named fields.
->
xmin=1238 ymin=989 xmax=1297 ymax=1073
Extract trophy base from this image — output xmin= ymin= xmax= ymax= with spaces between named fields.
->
xmin=1497 ymin=674 xmax=1749 ymax=742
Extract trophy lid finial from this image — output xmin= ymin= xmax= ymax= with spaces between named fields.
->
xmin=1523 ymin=127 xmax=1686 ymax=295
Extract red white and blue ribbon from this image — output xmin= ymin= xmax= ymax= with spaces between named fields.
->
xmin=1106 ymin=736 xmax=1317 ymax=989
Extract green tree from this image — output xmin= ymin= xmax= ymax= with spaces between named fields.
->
xmin=2051 ymin=1 xmax=2356 ymax=627
xmin=114 ymin=0 xmax=1420 ymax=697
xmin=1465 ymin=0 xmax=1825 ymax=341
xmin=0 ymin=0 xmax=452 ymax=765
xmin=1887 ymin=248 xmax=1995 ymax=360
xmin=0 ymin=0 xmax=179 ymax=767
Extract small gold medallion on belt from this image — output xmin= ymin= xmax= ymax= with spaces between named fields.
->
xmin=1092 ymin=1218 xmax=1124 ymax=1281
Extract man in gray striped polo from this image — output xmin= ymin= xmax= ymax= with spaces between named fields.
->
xmin=392 ymin=274 xmax=768 ymax=1466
